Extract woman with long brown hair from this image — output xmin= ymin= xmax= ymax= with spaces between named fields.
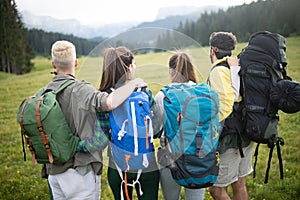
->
xmin=155 ymin=52 xmax=205 ymax=200
xmin=98 ymin=46 xmax=160 ymax=200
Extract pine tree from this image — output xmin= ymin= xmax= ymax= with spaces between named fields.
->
xmin=0 ymin=0 xmax=34 ymax=74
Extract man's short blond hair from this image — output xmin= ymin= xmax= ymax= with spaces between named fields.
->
xmin=51 ymin=40 xmax=76 ymax=71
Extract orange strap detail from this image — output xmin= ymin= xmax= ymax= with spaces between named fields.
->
xmin=36 ymin=96 xmax=54 ymax=163
xmin=177 ymin=112 xmax=182 ymax=122
xmin=124 ymin=154 xmax=131 ymax=200
xmin=125 ymin=154 xmax=131 ymax=169
xmin=123 ymin=171 xmax=131 ymax=200
xmin=144 ymin=117 xmax=149 ymax=149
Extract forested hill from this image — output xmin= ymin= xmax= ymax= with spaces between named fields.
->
xmin=27 ymin=29 xmax=103 ymax=57
xmin=2 ymin=0 xmax=299 ymax=74
xmin=175 ymin=0 xmax=300 ymax=46
xmin=28 ymin=0 xmax=300 ymax=56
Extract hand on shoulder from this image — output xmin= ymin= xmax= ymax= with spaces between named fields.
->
xmin=131 ymin=78 xmax=147 ymax=88
xmin=227 ymin=57 xmax=239 ymax=67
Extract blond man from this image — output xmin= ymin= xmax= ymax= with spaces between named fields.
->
xmin=47 ymin=40 xmax=145 ymax=200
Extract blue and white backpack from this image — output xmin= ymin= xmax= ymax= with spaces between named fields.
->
xmin=109 ymin=87 xmax=154 ymax=197
xmin=160 ymin=83 xmax=221 ymax=188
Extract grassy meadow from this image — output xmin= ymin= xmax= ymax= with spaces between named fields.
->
xmin=0 ymin=37 xmax=300 ymax=199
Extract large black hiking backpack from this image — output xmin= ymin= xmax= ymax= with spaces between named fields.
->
xmin=238 ymin=31 xmax=290 ymax=183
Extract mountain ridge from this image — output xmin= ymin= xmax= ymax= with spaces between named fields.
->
xmin=21 ymin=6 xmax=222 ymax=39
xmin=20 ymin=10 xmax=138 ymax=39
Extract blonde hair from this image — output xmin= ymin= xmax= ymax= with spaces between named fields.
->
xmin=51 ymin=40 xmax=76 ymax=71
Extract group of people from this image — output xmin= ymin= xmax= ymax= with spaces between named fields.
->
xmin=43 ymin=31 xmax=253 ymax=200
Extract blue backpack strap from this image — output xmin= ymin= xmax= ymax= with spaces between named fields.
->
xmin=161 ymin=85 xmax=171 ymax=95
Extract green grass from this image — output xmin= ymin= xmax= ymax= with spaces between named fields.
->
xmin=1 ymin=37 xmax=300 ymax=199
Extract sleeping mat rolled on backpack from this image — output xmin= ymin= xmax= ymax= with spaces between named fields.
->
xmin=271 ymin=79 xmax=300 ymax=114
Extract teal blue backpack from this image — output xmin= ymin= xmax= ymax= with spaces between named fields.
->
xmin=159 ymin=83 xmax=221 ymax=188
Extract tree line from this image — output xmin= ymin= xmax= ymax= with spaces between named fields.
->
xmin=0 ymin=0 xmax=103 ymax=74
xmin=1 ymin=0 xmax=300 ymax=74
xmin=157 ymin=0 xmax=300 ymax=48
xmin=0 ymin=0 xmax=34 ymax=74
xmin=27 ymin=29 xmax=102 ymax=57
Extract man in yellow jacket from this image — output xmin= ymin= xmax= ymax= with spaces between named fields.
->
xmin=207 ymin=32 xmax=253 ymax=200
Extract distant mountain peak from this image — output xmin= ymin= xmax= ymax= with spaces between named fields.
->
xmin=20 ymin=5 xmax=222 ymax=39
xmin=155 ymin=5 xmax=221 ymax=20
xmin=156 ymin=6 xmax=202 ymax=20
xmin=135 ymin=5 xmax=222 ymax=30
xmin=20 ymin=10 xmax=138 ymax=39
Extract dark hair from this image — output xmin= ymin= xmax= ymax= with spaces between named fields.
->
xmin=209 ymin=32 xmax=237 ymax=59
xmin=169 ymin=52 xmax=198 ymax=83
xmin=99 ymin=46 xmax=134 ymax=91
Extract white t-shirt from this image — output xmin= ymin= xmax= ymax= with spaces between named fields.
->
xmin=230 ymin=66 xmax=241 ymax=102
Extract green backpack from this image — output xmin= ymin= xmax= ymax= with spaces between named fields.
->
xmin=17 ymin=80 xmax=79 ymax=164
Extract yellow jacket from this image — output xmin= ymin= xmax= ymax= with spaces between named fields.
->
xmin=208 ymin=60 xmax=235 ymax=122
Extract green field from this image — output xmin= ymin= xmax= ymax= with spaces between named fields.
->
xmin=0 ymin=38 xmax=300 ymax=199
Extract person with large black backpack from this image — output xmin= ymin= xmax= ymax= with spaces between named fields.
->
xmin=207 ymin=32 xmax=254 ymax=200
xmin=237 ymin=31 xmax=299 ymax=184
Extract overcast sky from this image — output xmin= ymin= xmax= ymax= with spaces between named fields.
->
xmin=15 ymin=0 xmax=254 ymax=25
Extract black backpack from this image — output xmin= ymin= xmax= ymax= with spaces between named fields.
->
xmin=238 ymin=31 xmax=290 ymax=183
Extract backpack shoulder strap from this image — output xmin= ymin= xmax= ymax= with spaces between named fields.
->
xmin=211 ymin=57 xmax=230 ymax=70
xmin=54 ymin=80 xmax=76 ymax=94
xmin=161 ymin=85 xmax=170 ymax=95
xmin=207 ymin=57 xmax=230 ymax=85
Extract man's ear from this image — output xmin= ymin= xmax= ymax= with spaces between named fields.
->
xmin=75 ymin=59 xmax=78 ymax=68
xmin=210 ymin=48 xmax=214 ymax=57
xmin=52 ymin=61 xmax=56 ymax=69
xmin=210 ymin=46 xmax=219 ymax=56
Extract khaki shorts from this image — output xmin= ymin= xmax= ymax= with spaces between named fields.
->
xmin=213 ymin=142 xmax=254 ymax=187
